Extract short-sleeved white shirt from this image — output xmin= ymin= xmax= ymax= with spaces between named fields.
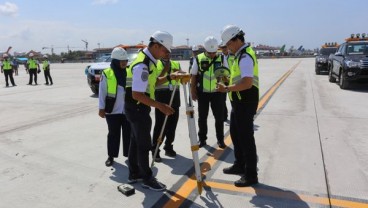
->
xmin=132 ymin=48 xmax=157 ymax=92
xmin=235 ymin=44 xmax=254 ymax=78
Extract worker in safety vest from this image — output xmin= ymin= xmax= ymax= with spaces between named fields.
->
xmin=188 ymin=45 xmax=200 ymax=73
xmin=190 ymin=36 xmax=227 ymax=149
xmin=124 ymin=31 xmax=175 ymax=192
xmin=42 ymin=55 xmax=53 ymax=85
xmin=152 ymin=52 xmax=184 ymax=162
xmin=1 ymin=54 xmax=16 ymax=87
xmin=26 ymin=53 xmax=40 ymax=85
xmin=98 ymin=47 xmax=132 ymax=167
xmin=217 ymin=24 xmax=259 ymax=187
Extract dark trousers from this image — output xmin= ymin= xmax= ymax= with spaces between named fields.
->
xmin=44 ymin=70 xmax=53 ymax=84
xmin=28 ymin=68 xmax=37 ymax=84
xmin=125 ymin=102 xmax=153 ymax=180
xmin=105 ymin=113 xmax=131 ymax=158
xmin=152 ymin=89 xmax=180 ymax=150
xmin=197 ymin=91 xmax=225 ymax=143
xmin=223 ymin=93 xmax=228 ymax=121
xmin=4 ymin=70 xmax=15 ymax=86
xmin=230 ymin=101 xmax=258 ymax=178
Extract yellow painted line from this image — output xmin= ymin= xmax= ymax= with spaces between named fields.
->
xmin=165 ymin=59 xmax=368 ymax=208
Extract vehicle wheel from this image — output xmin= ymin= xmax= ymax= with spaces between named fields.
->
xmin=339 ymin=71 xmax=349 ymax=89
xmin=328 ymin=68 xmax=336 ymax=83
xmin=315 ymin=67 xmax=320 ymax=75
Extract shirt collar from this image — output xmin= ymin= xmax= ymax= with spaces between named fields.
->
xmin=143 ymin=48 xmax=157 ymax=65
xmin=235 ymin=43 xmax=249 ymax=57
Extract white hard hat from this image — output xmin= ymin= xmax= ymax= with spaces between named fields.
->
xmin=221 ymin=25 xmax=244 ymax=45
xmin=29 ymin=53 xmax=34 ymax=57
xmin=192 ymin=45 xmax=199 ymax=51
xmin=111 ymin=47 xmax=128 ymax=61
xmin=204 ymin=36 xmax=218 ymax=53
xmin=43 ymin=55 xmax=48 ymax=58
xmin=150 ymin=31 xmax=173 ymax=52
xmin=3 ymin=53 xmax=9 ymax=58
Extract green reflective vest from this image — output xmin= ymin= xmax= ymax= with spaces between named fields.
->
xmin=229 ymin=46 xmax=259 ymax=102
xmin=155 ymin=60 xmax=180 ymax=90
xmin=28 ymin=59 xmax=37 ymax=69
xmin=125 ymin=51 xmax=158 ymax=102
xmin=102 ymin=68 xmax=118 ymax=98
xmin=196 ymin=53 xmax=224 ymax=93
xmin=2 ymin=60 xmax=12 ymax=70
xmin=42 ymin=61 xmax=49 ymax=70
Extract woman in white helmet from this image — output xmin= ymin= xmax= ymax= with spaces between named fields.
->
xmin=98 ymin=47 xmax=132 ymax=167
xmin=217 ymin=24 xmax=259 ymax=187
xmin=190 ymin=36 xmax=228 ymax=149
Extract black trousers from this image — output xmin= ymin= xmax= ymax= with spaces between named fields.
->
xmin=44 ymin=69 xmax=53 ymax=84
xmin=152 ymin=89 xmax=180 ymax=151
xmin=223 ymin=93 xmax=229 ymax=121
xmin=28 ymin=68 xmax=37 ymax=84
xmin=197 ymin=91 xmax=225 ymax=143
xmin=105 ymin=113 xmax=131 ymax=158
xmin=125 ymin=102 xmax=153 ymax=180
xmin=4 ymin=70 xmax=15 ymax=86
xmin=230 ymin=101 xmax=258 ymax=178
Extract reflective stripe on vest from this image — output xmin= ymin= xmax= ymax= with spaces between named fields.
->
xmin=126 ymin=51 xmax=157 ymax=99
xmin=102 ymin=68 xmax=118 ymax=98
xmin=42 ymin=61 xmax=49 ymax=70
xmin=229 ymin=46 xmax=259 ymax=101
xmin=197 ymin=53 xmax=223 ymax=93
xmin=155 ymin=60 xmax=181 ymax=90
xmin=2 ymin=60 xmax=12 ymax=70
xmin=28 ymin=59 xmax=37 ymax=69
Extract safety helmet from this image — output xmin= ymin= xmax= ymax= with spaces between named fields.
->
xmin=43 ymin=55 xmax=48 ymax=58
xmin=29 ymin=53 xmax=34 ymax=57
xmin=192 ymin=45 xmax=199 ymax=51
xmin=150 ymin=31 xmax=173 ymax=52
xmin=111 ymin=47 xmax=128 ymax=61
xmin=203 ymin=36 xmax=218 ymax=53
xmin=221 ymin=25 xmax=244 ymax=45
xmin=3 ymin=53 xmax=9 ymax=58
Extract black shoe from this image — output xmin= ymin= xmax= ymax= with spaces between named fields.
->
xmin=45 ymin=83 xmax=49 ymax=85
xmin=50 ymin=83 xmax=53 ymax=85
xmin=165 ymin=149 xmax=176 ymax=157
xmin=199 ymin=140 xmax=207 ymax=148
xmin=27 ymin=83 xmax=32 ymax=85
xmin=35 ymin=83 xmax=38 ymax=85
xmin=152 ymin=151 xmax=162 ymax=163
xmin=6 ymin=84 xmax=9 ymax=87
xmin=127 ymin=174 xmax=143 ymax=184
xmin=223 ymin=164 xmax=244 ymax=175
xmin=142 ymin=178 xmax=166 ymax=191
xmin=105 ymin=157 xmax=114 ymax=167
xmin=12 ymin=84 xmax=17 ymax=86
xmin=234 ymin=176 xmax=258 ymax=187
xmin=217 ymin=141 xmax=226 ymax=149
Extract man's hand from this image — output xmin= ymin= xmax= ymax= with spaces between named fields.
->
xmin=191 ymin=87 xmax=198 ymax=101
xmin=98 ymin=109 xmax=106 ymax=118
xmin=216 ymin=82 xmax=227 ymax=93
xmin=157 ymin=103 xmax=175 ymax=116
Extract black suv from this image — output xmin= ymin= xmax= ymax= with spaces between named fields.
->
xmin=315 ymin=43 xmax=338 ymax=75
xmin=328 ymin=34 xmax=368 ymax=89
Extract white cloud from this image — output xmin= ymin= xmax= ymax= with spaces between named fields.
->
xmin=0 ymin=2 xmax=18 ymax=17
xmin=92 ymin=0 xmax=118 ymax=5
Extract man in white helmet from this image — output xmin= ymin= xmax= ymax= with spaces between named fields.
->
xmin=190 ymin=36 xmax=227 ymax=149
xmin=217 ymin=24 xmax=259 ymax=187
xmin=98 ymin=47 xmax=132 ymax=167
xmin=1 ymin=53 xmax=17 ymax=87
xmin=188 ymin=45 xmax=200 ymax=73
xmin=26 ymin=53 xmax=40 ymax=85
xmin=124 ymin=31 xmax=175 ymax=191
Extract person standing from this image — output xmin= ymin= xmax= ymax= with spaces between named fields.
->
xmin=26 ymin=53 xmax=40 ymax=85
xmin=42 ymin=55 xmax=53 ymax=85
xmin=12 ymin=58 xmax=19 ymax=76
xmin=190 ymin=36 xmax=227 ymax=149
xmin=1 ymin=54 xmax=16 ymax=87
xmin=152 ymin=52 xmax=183 ymax=162
xmin=98 ymin=47 xmax=132 ymax=167
xmin=217 ymin=25 xmax=259 ymax=187
xmin=125 ymin=31 xmax=174 ymax=191
xmin=188 ymin=45 xmax=200 ymax=73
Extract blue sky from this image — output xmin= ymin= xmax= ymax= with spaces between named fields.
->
xmin=1 ymin=0 xmax=368 ymax=54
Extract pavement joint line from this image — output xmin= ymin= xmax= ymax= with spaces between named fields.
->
xmin=159 ymin=61 xmax=302 ymax=208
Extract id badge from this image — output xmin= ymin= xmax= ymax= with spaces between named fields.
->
xmin=169 ymin=83 xmax=173 ymax=91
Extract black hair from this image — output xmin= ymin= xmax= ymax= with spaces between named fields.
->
xmin=230 ymin=31 xmax=245 ymax=43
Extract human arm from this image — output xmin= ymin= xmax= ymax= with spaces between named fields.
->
xmin=98 ymin=73 xmax=107 ymax=118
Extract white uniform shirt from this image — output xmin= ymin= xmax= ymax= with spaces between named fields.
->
xmin=235 ymin=44 xmax=254 ymax=78
xmin=98 ymin=71 xmax=126 ymax=114
xmin=132 ymin=48 xmax=157 ymax=92
xmin=190 ymin=53 xmax=229 ymax=76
